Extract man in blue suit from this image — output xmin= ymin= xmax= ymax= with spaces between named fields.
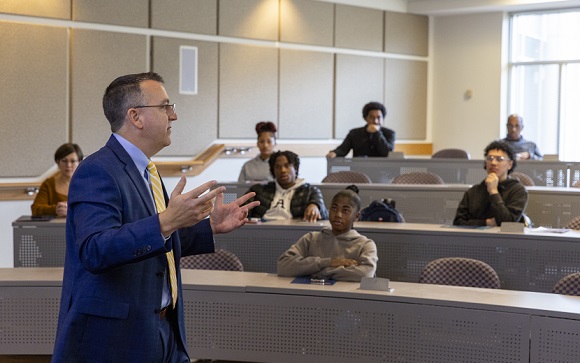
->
xmin=52 ymin=72 xmax=259 ymax=362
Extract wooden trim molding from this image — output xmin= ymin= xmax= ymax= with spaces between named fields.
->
xmin=394 ymin=143 xmax=432 ymax=155
xmin=0 ymin=144 xmax=226 ymax=201
xmin=155 ymin=144 xmax=225 ymax=176
xmin=0 ymin=183 xmax=39 ymax=201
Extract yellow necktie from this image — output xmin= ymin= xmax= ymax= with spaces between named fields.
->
xmin=147 ymin=161 xmax=178 ymax=309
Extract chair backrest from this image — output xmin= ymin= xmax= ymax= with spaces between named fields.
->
xmin=322 ymin=171 xmax=372 ymax=184
xmin=565 ymin=216 xmax=580 ymax=230
xmin=432 ymin=148 xmax=471 ymax=159
xmin=510 ymin=172 xmax=535 ymax=186
xmin=419 ymin=257 xmax=501 ymax=289
xmin=391 ymin=172 xmax=444 ymax=185
xmin=180 ymin=249 xmax=244 ymax=271
xmin=552 ymin=272 xmax=580 ymax=296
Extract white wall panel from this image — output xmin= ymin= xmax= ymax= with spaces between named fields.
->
xmin=279 ymin=49 xmax=334 ymax=139
xmin=218 ymin=44 xmax=278 ymax=139
xmin=0 ymin=22 xmax=68 ymax=177
xmin=334 ymin=54 xmax=384 ymax=139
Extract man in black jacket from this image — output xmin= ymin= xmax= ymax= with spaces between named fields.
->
xmin=327 ymin=101 xmax=395 ymax=158
xmin=453 ymin=140 xmax=528 ymax=226
xmin=246 ymin=150 xmax=328 ymax=222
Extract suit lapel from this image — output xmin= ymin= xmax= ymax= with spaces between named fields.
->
xmin=106 ymin=135 xmax=156 ymax=216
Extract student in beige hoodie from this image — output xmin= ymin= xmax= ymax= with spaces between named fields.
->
xmin=277 ymin=188 xmax=378 ymax=282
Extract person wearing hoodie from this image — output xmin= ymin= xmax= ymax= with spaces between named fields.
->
xmin=453 ymin=140 xmax=528 ymax=226
xmin=246 ymin=150 xmax=328 ymax=222
xmin=277 ymin=187 xmax=377 ymax=282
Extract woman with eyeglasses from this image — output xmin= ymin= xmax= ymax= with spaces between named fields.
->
xmin=31 ymin=143 xmax=84 ymax=217
xmin=453 ymin=140 xmax=528 ymax=226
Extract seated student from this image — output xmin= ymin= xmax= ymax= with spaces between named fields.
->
xmin=246 ymin=150 xmax=328 ymax=222
xmin=453 ymin=140 xmax=528 ymax=226
xmin=238 ymin=121 xmax=277 ymax=182
xmin=277 ymin=188 xmax=378 ymax=282
xmin=326 ymin=101 xmax=395 ymax=158
xmin=31 ymin=143 xmax=84 ymax=217
xmin=503 ymin=114 xmax=543 ymax=160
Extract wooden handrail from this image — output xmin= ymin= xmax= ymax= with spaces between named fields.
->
xmin=0 ymin=183 xmax=40 ymax=201
xmin=155 ymin=144 xmax=226 ymax=176
xmin=0 ymin=144 xmax=226 ymax=201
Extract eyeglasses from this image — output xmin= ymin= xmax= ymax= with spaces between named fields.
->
xmin=486 ymin=155 xmax=510 ymax=162
xmin=133 ymin=103 xmax=176 ymax=116
xmin=59 ymin=158 xmax=79 ymax=165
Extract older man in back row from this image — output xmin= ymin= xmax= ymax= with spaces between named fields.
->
xmin=503 ymin=114 xmax=542 ymax=160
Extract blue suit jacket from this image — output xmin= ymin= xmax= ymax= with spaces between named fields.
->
xmin=52 ymin=135 xmax=214 ymax=362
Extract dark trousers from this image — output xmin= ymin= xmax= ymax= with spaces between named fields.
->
xmin=159 ymin=308 xmax=189 ymax=363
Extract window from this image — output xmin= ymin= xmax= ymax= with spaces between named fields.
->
xmin=509 ymin=9 xmax=580 ymax=161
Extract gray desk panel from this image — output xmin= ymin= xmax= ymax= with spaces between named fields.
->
xmin=327 ymin=157 xmax=570 ymax=187
xmin=13 ymin=183 xmax=580 ymax=270
xmin=183 ymin=289 xmax=530 ymax=363
xmin=214 ymin=222 xmax=580 ymax=293
xmin=1 ymin=268 xmax=580 ymax=362
xmin=12 ymin=218 xmax=66 ymax=268
xmin=531 ymin=316 xmax=580 ymax=363
xmin=0 ymin=286 xmax=61 ymax=354
xmin=13 ymin=216 xmax=580 ymax=293
xmin=222 ymin=183 xmax=580 ymax=228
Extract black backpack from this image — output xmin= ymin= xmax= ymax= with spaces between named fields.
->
xmin=360 ymin=199 xmax=403 ymax=222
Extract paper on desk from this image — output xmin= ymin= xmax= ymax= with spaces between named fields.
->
xmin=526 ymin=226 xmax=570 ymax=234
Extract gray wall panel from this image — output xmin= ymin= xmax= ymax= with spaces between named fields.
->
xmin=218 ymin=44 xmax=278 ymax=139
xmin=71 ymin=30 xmax=148 ymax=155
xmin=385 ymin=12 xmax=429 ymax=56
xmin=279 ymin=49 xmax=333 ymax=139
xmin=152 ymin=37 xmax=218 ymax=156
xmin=0 ymin=22 xmax=68 ymax=177
xmin=151 ymin=0 xmax=217 ymax=34
xmin=280 ymin=0 xmax=334 ymax=46
xmin=218 ymin=0 xmax=278 ymax=41
xmin=0 ymin=5 xmax=430 ymax=180
xmin=334 ymin=54 xmax=384 ymax=140
xmin=335 ymin=4 xmax=383 ymax=51
xmin=385 ymin=59 xmax=427 ymax=139
xmin=0 ymin=0 xmax=70 ymax=19
xmin=73 ymin=0 xmax=148 ymax=27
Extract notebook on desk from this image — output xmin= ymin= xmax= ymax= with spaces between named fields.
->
xmin=18 ymin=215 xmax=54 ymax=222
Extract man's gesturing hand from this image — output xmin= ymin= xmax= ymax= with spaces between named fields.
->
xmin=158 ymin=177 xmax=223 ymax=237
xmin=210 ymin=191 xmax=260 ymax=234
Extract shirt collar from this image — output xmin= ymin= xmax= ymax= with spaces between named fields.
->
xmin=113 ymin=133 xmax=149 ymax=175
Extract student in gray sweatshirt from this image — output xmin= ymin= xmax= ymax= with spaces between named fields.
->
xmin=277 ymin=188 xmax=378 ymax=282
